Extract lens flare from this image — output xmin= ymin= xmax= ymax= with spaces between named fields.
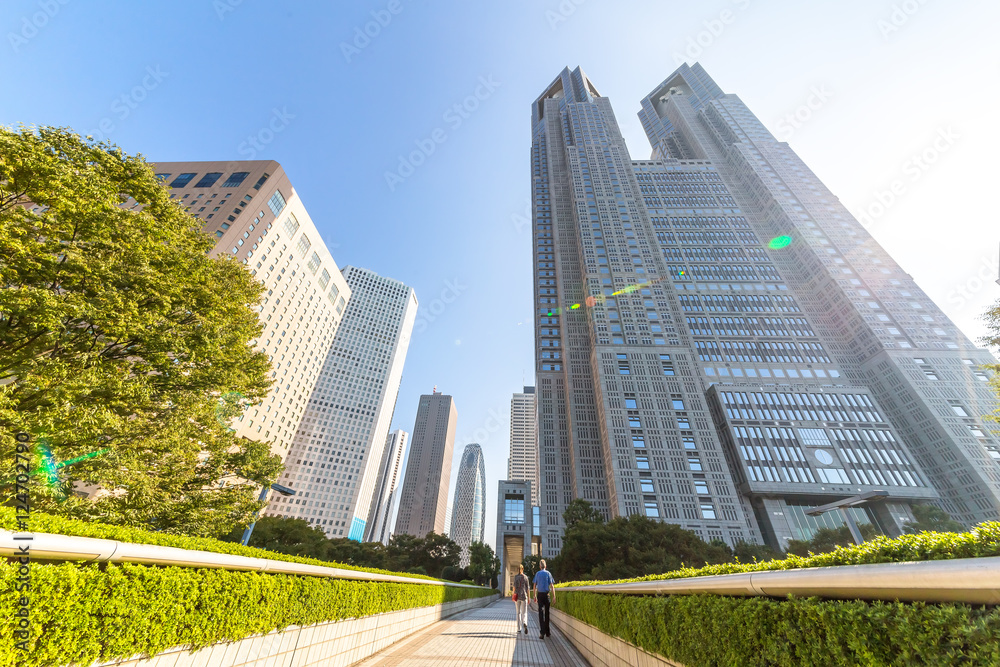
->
xmin=768 ymin=235 xmax=792 ymax=249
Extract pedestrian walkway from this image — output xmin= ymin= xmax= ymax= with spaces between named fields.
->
xmin=354 ymin=598 xmax=588 ymax=666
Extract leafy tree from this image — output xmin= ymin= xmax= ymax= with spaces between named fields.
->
xmin=522 ymin=553 xmax=541 ymax=580
xmin=733 ymin=541 xmax=780 ymax=563
xmin=441 ymin=565 xmax=469 ymax=582
xmin=324 ymin=536 xmax=389 ymax=569
xmin=468 ymin=540 xmax=500 ymax=587
xmin=0 ymin=126 xmax=278 ymax=537
xmin=903 ymin=504 xmax=965 ymax=534
xmin=386 ymin=531 xmax=460 ymax=578
xmin=562 ymin=498 xmax=604 ymax=530
xmin=222 ymin=516 xmax=327 ymax=558
xmin=555 ymin=514 xmax=733 ymax=581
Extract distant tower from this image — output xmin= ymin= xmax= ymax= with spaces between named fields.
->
xmin=508 ymin=386 xmax=538 ymax=505
xmin=394 ymin=391 xmax=458 ymax=537
xmin=365 ymin=429 xmax=409 ymax=544
xmin=450 ymin=443 xmax=487 ymax=567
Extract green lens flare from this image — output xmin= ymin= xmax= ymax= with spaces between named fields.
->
xmin=768 ymin=235 xmax=792 ymax=249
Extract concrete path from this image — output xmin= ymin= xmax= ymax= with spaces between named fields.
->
xmin=354 ymin=598 xmax=588 ymax=666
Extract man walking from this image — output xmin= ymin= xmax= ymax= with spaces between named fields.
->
xmin=532 ymin=559 xmax=555 ymax=639
xmin=512 ymin=564 xmax=530 ymax=635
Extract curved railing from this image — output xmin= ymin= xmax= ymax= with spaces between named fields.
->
xmin=558 ymin=555 xmax=1000 ymax=604
xmin=0 ymin=530 xmax=484 ymax=588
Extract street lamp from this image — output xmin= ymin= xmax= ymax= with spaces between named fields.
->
xmin=805 ymin=490 xmax=888 ymax=545
xmin=240 ymin=482 xmax=296 ymax=546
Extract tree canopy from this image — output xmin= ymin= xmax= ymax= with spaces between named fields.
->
xmin=468 ymin=540 xmax=500 ymax=587
xmin=0 ymin=126 xmax=279 ymax=536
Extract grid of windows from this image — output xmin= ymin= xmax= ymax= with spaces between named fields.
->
xmin=222 ymin=172 xmax=250 ymax=188
xmin=170 ymin=173 xmax=196 ymax=188
xmin=194 ymin=173 xmax=222 ymax=188
xmin=268 ymin=190 xmax=287 ymax=217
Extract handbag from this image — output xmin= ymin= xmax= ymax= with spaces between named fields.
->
xmin=512 ymin=592 xmax=518 ymax=602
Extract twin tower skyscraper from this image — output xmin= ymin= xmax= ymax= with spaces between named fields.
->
xmin=529 ymin=64 xmax=1000 ymax=557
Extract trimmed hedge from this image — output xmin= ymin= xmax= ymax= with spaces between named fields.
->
xmin=557 ymin=521 xmax=1000 ymax=587
xmin=0 ymin=561 xmax=494 ymax=667
xmin=554 ymin=591 xmax=1000 ymax=666
xmin=0 ymin=507 xmax=437 ymax=581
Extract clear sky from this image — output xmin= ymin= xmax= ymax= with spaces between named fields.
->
xmin=4 ymin=0 xmax=997 ymax=549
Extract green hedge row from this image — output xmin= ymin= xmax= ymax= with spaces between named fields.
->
xmin=553 ymin=591 xmax=1000 ymax=666
xmin=557 ymin=521 xmax=1000 ymax=587
xmin=0 ymin=561 xmax=494 ymax=667
xmin=0 ymin=507 xmax=437 ymax=581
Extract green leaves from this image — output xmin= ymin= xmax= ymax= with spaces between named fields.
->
xmin=0 ymin=126 xmax=277 ymax=537
xmin=554 ymin=592 xmax=1000 ymax=667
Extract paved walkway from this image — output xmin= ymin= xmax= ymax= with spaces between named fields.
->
xmin=355 ymin=598 xmax=589 ymax=666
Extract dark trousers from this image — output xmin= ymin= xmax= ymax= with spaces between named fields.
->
xmin=537 ymin=592 xmax=551 ymax=636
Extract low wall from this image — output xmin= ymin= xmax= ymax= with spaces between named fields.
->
xmin=551 ymin=607 xmax=684 ymax=667
xmin=94 ymin=594 xmax=498 ymax=667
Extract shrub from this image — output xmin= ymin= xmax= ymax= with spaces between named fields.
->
xmin=554 ymin=591 xmax=1000 ymax=666
xmin=0 ymin=561 xmax=493 ymax=667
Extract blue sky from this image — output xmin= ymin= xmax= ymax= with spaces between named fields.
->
xmin=4 ymin=0 xmax=998 ymax=548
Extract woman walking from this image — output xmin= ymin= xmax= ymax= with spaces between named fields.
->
xmin=512 ymin=564 xmax=530 ymax=635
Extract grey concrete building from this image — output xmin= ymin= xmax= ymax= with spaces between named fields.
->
xmin=394 ymin=391 xmax=458 ymax=537
xmin=495 ymin=480 xmax=537 ymax=596
xmin=151 ymin=161 xmax=351 ymax=461
xmin=366 ymin=429 xmax=410 ymax=545
xmin=449 ymin=443 xmax=487 ymax=567
xmin=530 ymin=64 xmax=999 ymax=556
xmin=266 ymin=267 xmax=417 ymax=538
xmin=507 ymin=387 xmax=539 ymax=506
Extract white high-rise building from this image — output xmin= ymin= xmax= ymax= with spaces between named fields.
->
xmin=450 ymin=443 xmax=487 ymax=567
xmin=508 ymin=386 xmax=538 ymax=506
xmin=265 ymin=266 xmax=417 ymax=538
xmin=366 ymin=429 xmax=409 ymax=544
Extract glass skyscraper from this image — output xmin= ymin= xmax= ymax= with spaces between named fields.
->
xmin=531 ymin=64 xmax=1000 ymax=555
xmin=450 ymin=443 xmax=487 ymax=567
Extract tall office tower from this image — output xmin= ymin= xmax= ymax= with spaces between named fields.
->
xmin=265 ymin=267 xmax=417 ymax=538
xmin=636 ymin=63 xmax=1000 ymax=533
xmin=529 ymin=65 xmax=979 ymax=556
xmin=508 ymin=386 xmax=539 ymax=505
xmin=450 ymin=443 xmax=487 ymax=566
xmin=151 ymin=161 xmax=351 ymax=458
xmin=394 ymin=392 xmax=458 ymax=537
xmin=367 ymin=429 xmax=410 ymax=545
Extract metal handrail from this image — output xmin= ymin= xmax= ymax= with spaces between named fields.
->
xmin=557 ymin=556 xmax=1000 ymax=604
xmin=0 ymin=530 xmax=485 ymax=589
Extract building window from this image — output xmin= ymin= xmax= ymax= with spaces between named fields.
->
xmin=194 ymin=172 xmax=222 ymax=188
xmin=295 ymin=235 xmax=311 ymax=257
xmin=700 ymin=503 xmax=717 ymax=520
xmin=644 ymin=501 xmax=659 ymax=518
xmin=307 ymin=252 xmax=321 ymax=274
xmin=618 ymin=362 xmax=630 ymax=375
xmin=677 ymin=417 xmax=690 ymax=429
xmin=632 ymin=435 xmax=645 ymax=448
xmin=694 ymin=481 xmax=709 ymax=495
xmin=625 ymin=398 xmax=637 ymax=409
xmin=268 ymin=190 xmax=286 ymax=216
xmin=682 ymin=437 xmax=696 ymax=450
xmin=629 ymin=417 xmax=642 ymax=428
xmin=798 ymin=428 xmax=832 ymax=448
xmin=640 ymin=478 xmax=655 ymax=493
xmin=672 ymin=399 xmax=685 ymax=410
xmin=253 ymin=173 xmax=270 ymax=190
xmin=687 ymin=457 xmax=702 ymax=471
xmin=223 ymin=172 xmax=250 ymax=188
xmin=170 ymin=173 xmax=196 ymax=188
xmin=504 ymin=495 xmax=525 ymax=524
xmin=283 ymin=213 xmax=300 ymax=237
xmin=636 ymin=455 xmax=650 ymax=470
xmin=950 ymin=403 xmax=969 ymax=417
xmin=662 ymin=362 xmax=675 ymax=376
xmin=319 ymin=269 xmax=331 ymax=289
xmin=154 ymin=173 xmax=170 ymax=182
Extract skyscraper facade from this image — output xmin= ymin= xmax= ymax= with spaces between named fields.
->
xmin=265 ymin=266 xmax=417 ymax=538
xmin=394 ymin=392 xmax=458 ymax=537
xmin=367 ymin=429 xmax=410 ymax=545
xmin=450 ymin=443 xmax=487 ymax=566
xmin=508 ymin=386 xmax=539 ymax=506
xmin=152 ymin=160 xmax=351 ymax=459
xmin=530 ymin=64 xmax=999 ymax=555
